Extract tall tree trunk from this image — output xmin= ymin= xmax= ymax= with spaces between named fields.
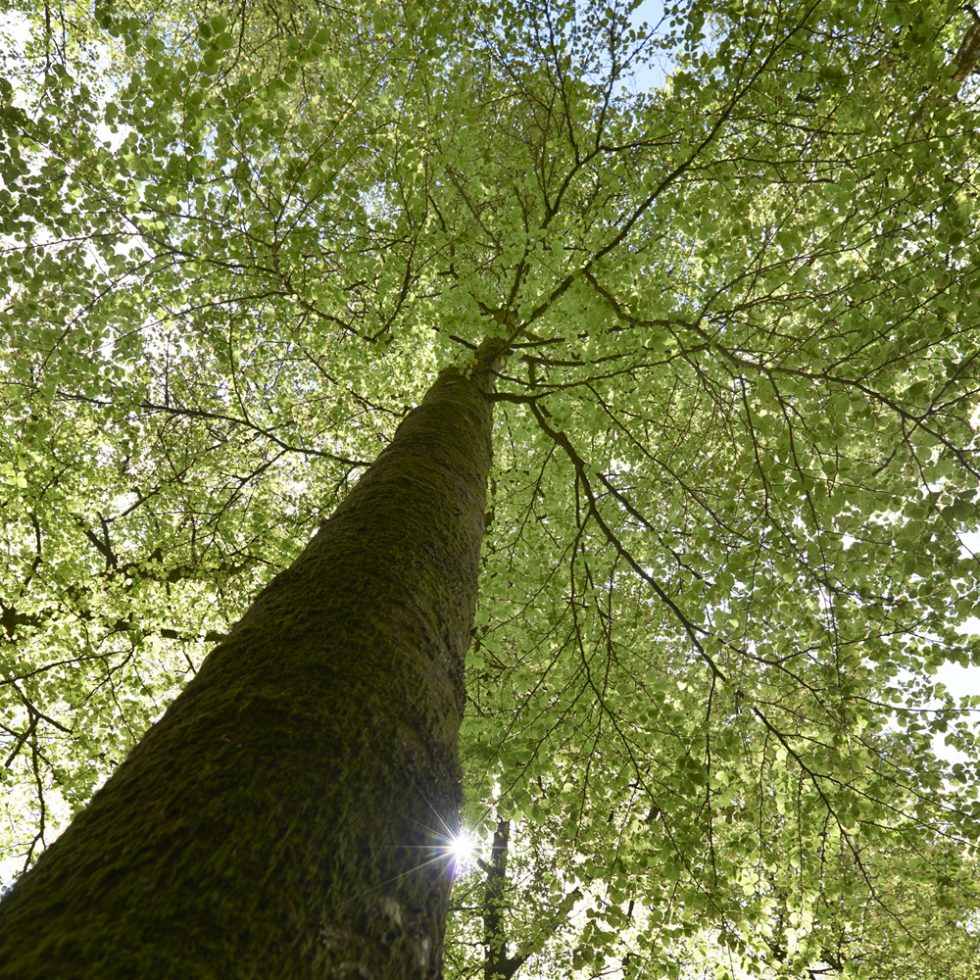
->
xmin=0 ymin=361 xmax=495 ymax=979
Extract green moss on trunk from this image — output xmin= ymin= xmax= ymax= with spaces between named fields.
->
xmin=0 ymin=366 xmax=494 ymax=979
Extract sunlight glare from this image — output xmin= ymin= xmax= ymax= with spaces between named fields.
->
xmin=446 ymin=829 xmax=477 ymax=874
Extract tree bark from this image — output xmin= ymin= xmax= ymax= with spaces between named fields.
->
xmin=0 ymin=362 xmax=494 ymax=979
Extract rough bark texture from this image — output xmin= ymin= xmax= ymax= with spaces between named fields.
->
xmin=0 ymin=364 xmax=494 ymax=979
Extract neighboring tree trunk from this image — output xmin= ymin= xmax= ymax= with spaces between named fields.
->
xmin=483 ymin=818 xmax=519 ymax=980
xmin=0 ymin=358 xmax=496 ymax=979
xmin=953 ymin=12 xmax=980 ymax=82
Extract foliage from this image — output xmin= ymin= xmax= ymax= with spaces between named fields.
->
xmin=1 ymin=0 xmax=978 ymax=974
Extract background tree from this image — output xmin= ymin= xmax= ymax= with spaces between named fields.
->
xmin=1 ymin=0 xmax=978 ymax=975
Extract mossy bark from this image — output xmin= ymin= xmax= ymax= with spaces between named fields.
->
xmin=0 ymin=365 xmax=494 ymax=979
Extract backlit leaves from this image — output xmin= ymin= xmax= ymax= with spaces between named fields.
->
xmin=2 ymin=0 xmax=979 ymax=975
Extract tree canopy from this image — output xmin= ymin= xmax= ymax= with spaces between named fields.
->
xmin=1 ymin=0 xmax=979 ymax=975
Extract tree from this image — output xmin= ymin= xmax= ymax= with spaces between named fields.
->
xmin=0 ymin=0 xmax=978 ymax=976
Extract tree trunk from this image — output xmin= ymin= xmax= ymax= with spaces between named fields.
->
xmin=0 ymin=362 xmax=495 ymax=979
